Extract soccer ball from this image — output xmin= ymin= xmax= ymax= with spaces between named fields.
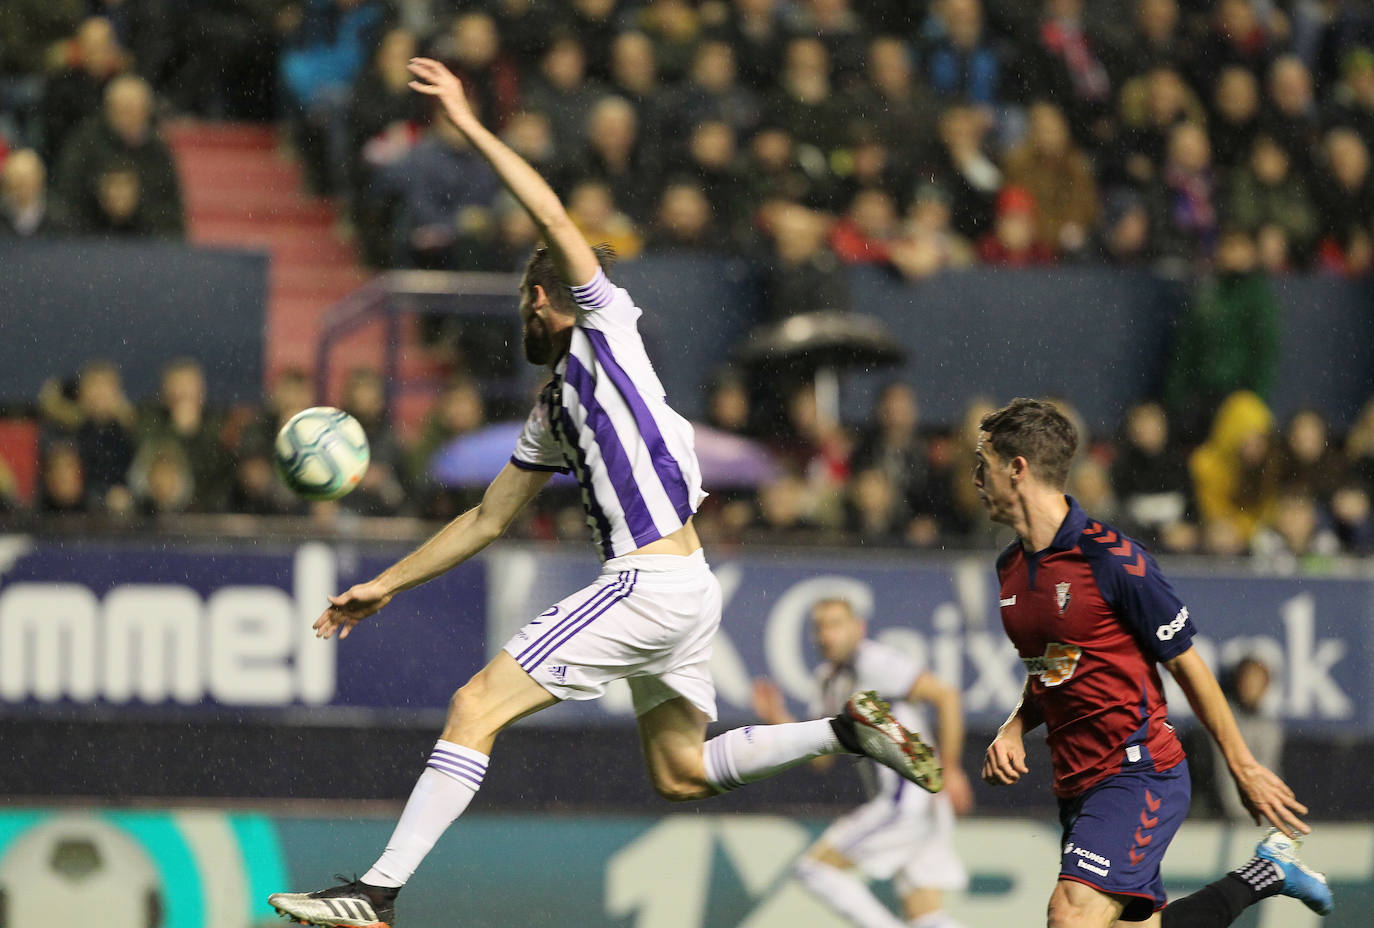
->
xmin=274 ymin=406 xmax=371 ymax=500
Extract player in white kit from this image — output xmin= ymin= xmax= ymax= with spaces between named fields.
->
xmin=268 ymin=58 xmax=942 ymax=928
xmin=754 ymin=598 xmax=971 ymax=928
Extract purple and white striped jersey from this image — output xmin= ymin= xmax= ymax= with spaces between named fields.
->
xmin=510 ymin=268 xmax=707 ymax=559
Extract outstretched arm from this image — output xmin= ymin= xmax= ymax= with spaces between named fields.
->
xmin=1165 ymin=647 xmax=1309 ymax=837
xmin=314 ymin=463 xmax=551 ymax=639
xmin=407 ymin=56 xmax=599 ymax=287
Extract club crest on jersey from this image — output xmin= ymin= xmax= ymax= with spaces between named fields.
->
xmin=1055 ymin=581 xmax=1072 ymax=615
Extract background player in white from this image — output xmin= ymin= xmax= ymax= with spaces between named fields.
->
xmin=754 ymin=597 xmax=971 ymax=928
xmin=267 ymin=57 xmax=942 ymax=928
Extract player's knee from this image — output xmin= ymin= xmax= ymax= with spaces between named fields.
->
xmin=1045 ymin=896 xmax=1099 ymax=928
xmin=446 ymin=677 xmax=487 ymax=725
xmin=648 ymin=768 xmax=713 ymax=802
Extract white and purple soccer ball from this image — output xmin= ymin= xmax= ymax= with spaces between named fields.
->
xmin=274 ymin=406 xmax=371 ymax=501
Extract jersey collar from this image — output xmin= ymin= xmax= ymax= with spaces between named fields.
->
xmin=1046 ymin=496 xmax=1088 ymax=552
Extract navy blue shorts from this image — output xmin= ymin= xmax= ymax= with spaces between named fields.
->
xmin=1057 ymin=759 xmax=1191 ymax=922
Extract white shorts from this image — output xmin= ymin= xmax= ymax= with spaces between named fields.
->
xmin=820 ymin=787 xmax=968 ymax=891
xmin=501 ymin=549 xmax=720 ymax=720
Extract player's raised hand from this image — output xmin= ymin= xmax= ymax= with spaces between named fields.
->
xmin=1232 ymin=760 xmax=1311 ymax=838
xmin=407 ymin=57 xmax=475 ymax=125
xmin=314 ymin=580 xmax=394 ymax=640
xmin=982 ymin=731 xmax=1030 ymax=786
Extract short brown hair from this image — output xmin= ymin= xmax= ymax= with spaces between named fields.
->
xmin=522 ymin=242 xmax=617 ymax=314
xmin=979 ymin=398 xmax=1079 ymax=489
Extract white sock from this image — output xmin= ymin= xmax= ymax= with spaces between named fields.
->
xmin=362 ymin=740 xmax=488 ymax=887
xmin=795 ymin=858 xmax=908 ymax=928
xmin=702 ymin=719 xmax=843 ymax=792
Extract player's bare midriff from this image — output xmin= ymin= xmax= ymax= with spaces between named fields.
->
xmin=629 ymin=518 xmax=701 ymax=558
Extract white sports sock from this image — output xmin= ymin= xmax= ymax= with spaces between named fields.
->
xmin=362 ymin=740 xmax=488 ymax=888
xmin=702 ymin=719 xmax=842 ymax=792
xmin=795 ymin=858 xmax=908 ymax=928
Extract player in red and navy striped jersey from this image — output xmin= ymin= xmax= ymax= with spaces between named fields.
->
xmin=974 ymin=398 xmax=1332 ymax=927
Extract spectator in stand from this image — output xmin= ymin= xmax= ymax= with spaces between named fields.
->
xmin=749 ymin=470 xmax=823 ymax=541
xmin=171 ymin=0 xmax=287 ymax=120
xmin=563 ymin=95 xmax=653 ymax=221
xmin=349 ymin=27 xmax=426 ymax=266
xmin=889 ymin=181 xmax=975 ymax=279
xmin=374 ymin=111 xmax=502 ymax=269
xmin=849 ymin=35 xmax=938 ymax=155
xmin=522 ymin=33 xmax=606 ymax=154
xmin=53 ymin=74 xmax=183 ymax=237
xmin=652 ymin=38 xmax=760 ymax=155
xmin=1252 ymin=492 xmax=1342 ymax=567
xmin=712 ymin=0 xmax=786 ymax=92
xmin=94 ymin=0 xmax=177 ymax=90
xmin=1195 ymin=0 xmax=1279 ymax=90
xmin=1091 ymin=187 xmax=1154 ymax=266
xmin=71 ymin=360 xmax=138 ymax=511
xmin=128 ymin=438 xmax=195 ymax=517
xmin=1165 ymin=228 xmax=1279 ymax=441
xmin=1111 ymin=66 xmax=1206 ymax=188
xmin=0 ymin=0 xmax=85 ymax=143
xmin=440 ymin=10 xmax=522 ymax=134
xmin=38 ymin=16 xmax=128 ymax=163
xmin=976 ymin=185 xmax=1056 ymax=266
xmin=765 ymin=37 xmax=850 ymax=160
xmin=1026 ymin=0 xmax=1114 ymax=145
xmin=1330 ymin=480 xmax=1374 ymax=554
xmin=642 ymin=179 xmax=719 ymax=253
xmin=774 ymin=384 xmax=851 ymax=526
xmin=850 ymin=382 xmax=931 ymax=542
xmin=1324 ymin=45 xmax=1374 ymax=148
xmin=760 ymin=202 xmax=850 ymax=319
xmin=846 ymin=468 xmax=909 ymax=544
xmin=407 ymin=378 xmax=486 ymax=491
xmin=1313 ymin=126 xmax=1374 ymax=275
xmin=38 ymin=442 xmax=87 ymax=514
xmin=279 ymin=0 xmax=392 ymax=196
xmin=927 ymin=102 xmax=1001 ymax=241
xmin=137 ymin=358 xmax=233 ymax=513
xmin=1 ymin=149 xmax=67 ymax=237
xmin=1190 ymin=389 xmax=1281 ymax=547
xmin=782 ymin=0 xmax=868 ymax=84
xmin=704 ymin=370 xmax=753 ymax=436
xmin=1348 ymin=395 xmax=1374 ymax=491
xmin=1111 ymin=400 xmax=1193 ymax=550
xmin=672 ymin=120 xmax=750 ymax=244
xmin=237 ymin=368 xmax=314 ymax=461
xmin=1223 ymin=133 xmax=1319 ymax=271
xmin=827 ymin=186 xmax=901 ymax=266
xmin=608 ymin=30 xmax=662 ymax=119
xmin=827 ymin=128 xmax=909 ymax=213
xmin=560 ymin=0 xmax=622 ymax=82
xmin=464 ymin=190 xmax=540 ymax=271
xmin=1003 ymin=100 xmax=1099 ymax=258
xmin=741 ymin=123 xmax=834 ymax=213
xmin=71 ymin=162 xmax=168 ymax=237
xmin=1209 ymin=66 xmax=1264 ymax=170
xmin=1275 ymin=408 xmax=1347 ymax=504
xmin=1103 ymin=0 xmax=1197 ymax=84
xmin=920 ymin=0 xmax=1002 ymax=109
xmin=338 ymin=366 xmax=406 ymax=516
xmin=1263 ymin=54 xmax=1323 ymax=175
xmin=1144 ymin=121 xmax=1218 ymax=271
xmin=566 ymin=178 xmax=643 ymax=260
xmin=626 ymin=0 xmax=702 ymax=82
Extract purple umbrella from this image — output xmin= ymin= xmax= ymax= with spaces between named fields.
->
xmin=430 ymin=421 xmax=779 ymax=490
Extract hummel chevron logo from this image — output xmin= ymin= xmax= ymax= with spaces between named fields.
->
xmin=1086 ymin=522 xmax=1149 ymax=576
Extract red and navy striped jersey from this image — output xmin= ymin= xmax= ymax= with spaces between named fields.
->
xmin=996 ymin=497 xmax=1196 ymax=798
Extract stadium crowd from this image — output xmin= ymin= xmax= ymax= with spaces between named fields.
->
xmin=10 ymin=353 xmax=1374 ymax=567
xmin=3 ymin=0 xmax=1374 ymax=563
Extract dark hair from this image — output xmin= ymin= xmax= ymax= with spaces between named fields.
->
xmin=979 ymin=397 xmax=1079 ymax=489
xmin=522 ymin=242 xmax=617 ymax=315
